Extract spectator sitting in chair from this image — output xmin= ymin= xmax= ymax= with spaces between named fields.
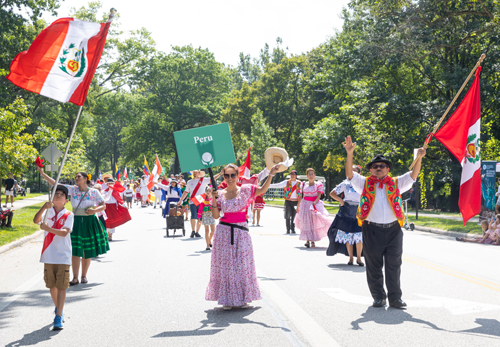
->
xmin=0 ymin=205 xmax=14 ymax=228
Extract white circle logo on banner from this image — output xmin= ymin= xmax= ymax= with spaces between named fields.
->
xmin=201 ymin=152 xmax=214 ymax=166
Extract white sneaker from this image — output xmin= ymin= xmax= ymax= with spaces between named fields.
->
xmin=240 ymin=303 xmax=250 ymax=309
xmin=222 ymin=306 xmax=232 ymax=311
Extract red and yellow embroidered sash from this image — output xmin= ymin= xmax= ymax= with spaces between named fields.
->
xmin=284 ymin=180 xmax=302 ymax=200
xmin=356 ymin=176 xmax=405 ymax=226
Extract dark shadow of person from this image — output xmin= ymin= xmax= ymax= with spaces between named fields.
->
xmin=456 ymin=318 xmax=500 ymax=338
xmin=351 ymin=306 xmax=444 ymax=331
xmin=5 ymin=324 xmax=58 ymax=346
xmin=152 ymin=307 xmax=289 ymax=338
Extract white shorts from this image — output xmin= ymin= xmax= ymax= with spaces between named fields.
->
xmin=5 ymin=190 xmax=13 ymax=196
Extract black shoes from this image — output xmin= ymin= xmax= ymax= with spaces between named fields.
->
xmin=286 ymin=230 xmax=290 ymax=234
xmin=291 ymin=230 xmax=296 ymax=234
xmin=195 ymin=232 xmax=201 ymax=238
xmin=372 ymin=299 xmax=387 ymax=307
xmin=190 ymin=231 xmax=195 ymax=238
xmin=390 ymin=299 xmax=407 ymax=309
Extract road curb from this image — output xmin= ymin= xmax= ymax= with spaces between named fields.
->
xmin=0 ymin=230 xmax=43 ymax=255
xmin=412 ymin=225 xmax=471 ymax=239
xmin=265 ymin=204 xmax=472 ymax=240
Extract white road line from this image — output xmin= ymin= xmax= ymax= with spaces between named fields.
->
xmin=319 ymin=288 xmax=500 ymax=315
xmin=0 ymin=272 xmax=42 ymax=313
xmin=257 ymin=268 xmax=342 ymax=347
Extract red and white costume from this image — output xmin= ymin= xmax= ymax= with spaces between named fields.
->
xmin=102 ymin=181 xmax=132 ymax=233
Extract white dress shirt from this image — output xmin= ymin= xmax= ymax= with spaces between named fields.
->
xmin=348 ymin=172 xmax=415 ymax=224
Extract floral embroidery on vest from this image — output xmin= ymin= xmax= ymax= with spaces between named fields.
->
xmin=284 ymin=180 xmax=301 ymax=199
xmin=357 ymin=176 xmax=405 ymax=226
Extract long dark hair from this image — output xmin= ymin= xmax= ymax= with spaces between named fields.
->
xmin=77 ymin=171 xmax=91 ymax=185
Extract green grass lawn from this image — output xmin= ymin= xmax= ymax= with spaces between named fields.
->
xmin=0 ymin=201 xmax=73 ymax=247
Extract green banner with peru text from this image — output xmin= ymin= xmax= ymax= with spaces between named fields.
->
xmin=173 ymin=123 xmax=236 ymax=173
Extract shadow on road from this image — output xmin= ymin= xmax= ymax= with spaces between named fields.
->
xmin=294 ymin=247 xmax=327 ymax=252
xmin=351 ymin=306 xmax=444 ymax=331
xmin=257 ymin=276 xmax=285 ymax=281
xmin=327 ymin=263 xmax=366 ymax=273
xmin=4 ymin=324 xmax=58 ymax=346
xmin=152 ymin=307 xmax=287 ymax=338
xmin=456 ymin=318 xmax=500 ymax=339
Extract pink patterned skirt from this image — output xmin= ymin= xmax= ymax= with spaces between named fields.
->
xmin=294 ymin=200 xmax=332 ymax=241
xmin=205 ymin=222 xmax=261 ymax=306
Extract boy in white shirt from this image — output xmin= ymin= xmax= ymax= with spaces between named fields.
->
xmin=33 ymin=185 xmax=74 ymax=330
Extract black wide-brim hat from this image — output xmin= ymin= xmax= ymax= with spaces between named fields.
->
xmin=366 ymin=154 xmax=392 ymax=170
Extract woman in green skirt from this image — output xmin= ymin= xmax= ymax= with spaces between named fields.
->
xmin=38 ymin=167 xmax=108 ymax=285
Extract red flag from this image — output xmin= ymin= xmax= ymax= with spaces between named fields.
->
xmin=432 ymin=67 xmax=482 ymax=225
xmin=238 ymin=148 xmax=251 ymax=178
xmin=6 ymin=14 xmax=114 ymax=106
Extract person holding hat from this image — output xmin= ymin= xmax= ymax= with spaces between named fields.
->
xmin=294 ymin=168 xmax=333 ymax=248
xmin=269 ymin=169 xmax=301 ymax=234
xmin=326 ymin=165 xmax=364 ymax=266
xmin=101 ymin=178 xmax=132 ymax=241
xmin=343 ymin=136 xmax=426 ymax=308
xmin=37 ymin=167 xmax=108 ymax=286
xmin=206 ymin=163 xmax=280 ymax=310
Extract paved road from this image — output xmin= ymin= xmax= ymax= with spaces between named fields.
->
xmin=1 ymin=206 xmax=499 ymax=346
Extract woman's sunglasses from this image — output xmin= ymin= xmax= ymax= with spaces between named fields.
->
xmin=371 ymin=164 xmax=388 ymax=169
xmin=223 ymin=173 xmax=237 ymax=179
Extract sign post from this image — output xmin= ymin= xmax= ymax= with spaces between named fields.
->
xmin=41 ymin=143 xmax=63 ymax=198
xmin=174 ymin=123 xmax=236 ymax=189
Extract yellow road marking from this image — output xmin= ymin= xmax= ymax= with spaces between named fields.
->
xmin=403 ymin=255 xmax=500 ymax=293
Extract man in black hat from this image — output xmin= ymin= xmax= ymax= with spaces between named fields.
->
xmin=269 ymin=170 xmax=301 ymax=234
xmin=343 ymin=136 xmax=426 ymax=309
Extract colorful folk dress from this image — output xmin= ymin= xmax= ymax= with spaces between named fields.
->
xmin=63 ymin=185 xmax=109 ymax=259
xmin=205 ymin=184 xmax=261 ymax=306
xmin=294 ymin=182 xmax=332 ymax=241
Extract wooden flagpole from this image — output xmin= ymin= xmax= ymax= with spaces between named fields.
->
xmin=409 ymin=53 xmax=486 ymax=170
xmin=43 ymin=105 xmax=84 ymax=222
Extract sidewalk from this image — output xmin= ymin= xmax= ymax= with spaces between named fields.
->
xmin=3 ymin=194 xmax=49 ymax=211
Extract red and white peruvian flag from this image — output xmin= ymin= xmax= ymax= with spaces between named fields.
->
xmin=148 ymin=155 xmax=163 ymax=190
xmin=7 ymin=14 xmax=114 ymax=106
xmin=238 ymin=147 xmax=251 ymax=178
xmin=433 ymin=67 xmax=482 ymax=225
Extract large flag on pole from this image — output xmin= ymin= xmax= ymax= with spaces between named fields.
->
xmin=432 ymin=66 xmax=482 ymax=225
xmin=123 ymin=167 xmax=128 ymax=179
xmin=6 ymin=15 xmax=114 ymax=105
xmin=238 ymin=147 xmax=251 ymax=178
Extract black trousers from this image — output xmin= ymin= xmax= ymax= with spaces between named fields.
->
xmin=0 ymin=211 xmax=14 ymax=227
xmin=284 ymin=200 xmax=298 ymax=231
xmin=362 ymin=221 xmax=403 ymax=303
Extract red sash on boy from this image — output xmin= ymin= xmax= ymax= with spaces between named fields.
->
xmin=190 ymin=178 xmax=204 ymax=202
xmin=41 ymin=209 xmax=71 ymax=255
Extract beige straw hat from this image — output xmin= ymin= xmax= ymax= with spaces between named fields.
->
xmin=264 ymin=147 xmax=289 ymax=173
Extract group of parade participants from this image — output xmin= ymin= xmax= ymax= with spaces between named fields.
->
xmin=35 ymin=136 xmax=428 ymax=329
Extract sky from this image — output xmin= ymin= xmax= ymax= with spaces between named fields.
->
xmin=42 ymin=0 xmax=350 ymax=67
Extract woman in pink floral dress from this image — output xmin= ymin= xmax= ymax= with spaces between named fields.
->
xmin=206 ymin=163 xmax=279 ymax=310
xmin=295 ymin=168 xmax=333 ymax=248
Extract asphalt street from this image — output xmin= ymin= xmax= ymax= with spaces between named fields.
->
xmin=1 ymin=205 xmax=499 ymax=347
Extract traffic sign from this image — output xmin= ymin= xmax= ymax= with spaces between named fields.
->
xmin=41 ymin=143 xmax=63 ymax=164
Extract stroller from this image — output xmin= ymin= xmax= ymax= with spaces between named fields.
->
xmin=402 ymin=199 xmax=415 ymax=231
xmin=166 ymin=203 xmax=185 ymax=237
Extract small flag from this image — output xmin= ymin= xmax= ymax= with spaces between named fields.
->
xmin=144 ymin=157 xmax=150 ymax=175
xmin=148 ymin=155 xmax=163 ymax=190
xmin=239 ymin=148 xmax=251 ymax=177
xmin=99 ymin=171 xmax=102 ymax=180
xmin=115 ymin=163 xmax=120 ymax=180
xmin=191 ymin=193 xmax=207 ymax=207
xmin=123 ymin=167 xmax=128 ymax=179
